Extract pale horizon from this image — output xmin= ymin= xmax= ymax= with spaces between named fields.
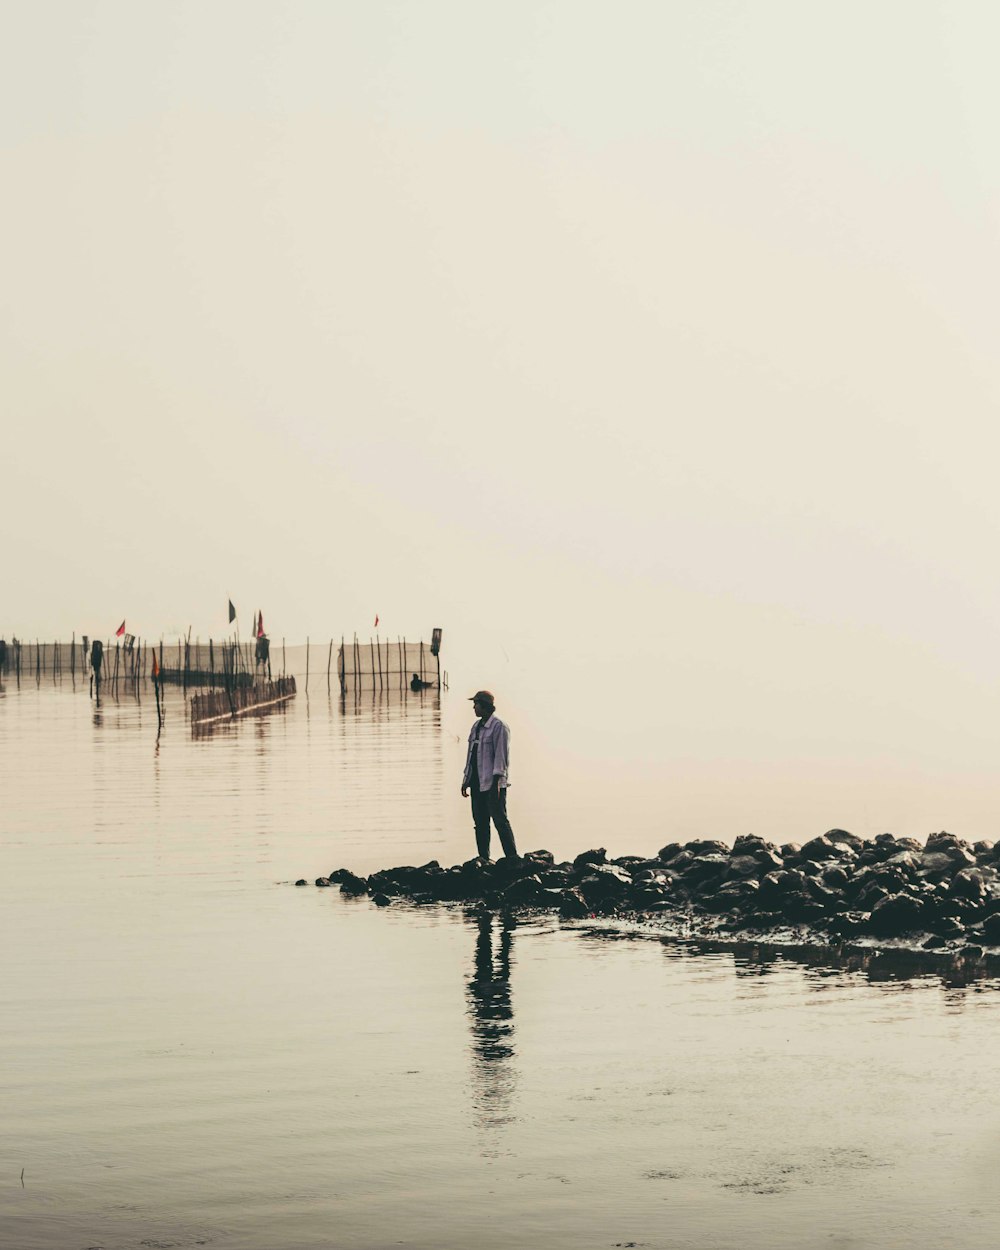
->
xmin=6 ymin=2 xmax=1000 ymax=838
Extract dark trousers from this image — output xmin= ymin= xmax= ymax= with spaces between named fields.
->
xmin=470 ymin=779 xmax=518 ymax=860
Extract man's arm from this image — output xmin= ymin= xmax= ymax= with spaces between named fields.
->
xmin=461 ymin=730 xmax=472 ymax=796
xmin=492 ymin=721 xmax=509 ymax=784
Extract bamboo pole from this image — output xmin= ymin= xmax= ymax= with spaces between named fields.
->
xmin=327 ymin=638 xmax=333 ymax=691
xmin=305 ymin=636 xmax=310 ymax=692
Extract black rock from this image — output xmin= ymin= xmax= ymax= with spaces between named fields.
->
xmin=732 ymin=834 xmax=779 ymax=858
xmin=830 ymin=911 xmax=868 ymax=937
xmin=981 ymin=912 xmax=1000 ymax=944
xmin=558 ymin=886 xmax=590 ymax=918
xmin=882 ymin=851 xmax=921 ymax=874
xmin=338 ymin=871 xmax=370 ymax=896
xmin=703 ymin=880 xmax=759 ymax=913
xmin=917 ymin=851 xmax=957 ymax=877
xmin=499 ymin=875 xmax=551 ymax=906
xmin=931 ymin=916 xmax=966 ymax=940
xmin=822 ymin=865 xmax=850 ymax=890
xmin=681 ymin=854 xmax=730 ymax=885
xmin=855 ymin=882 xmax=890 ymax=911
xmin=524 ymin=849 xmax=555 ymax=866
xmin=372 ymin=893 xmax=391 ymax=907
xmin=824 ymin=829 xmax=865 ymax=851
xmin=872 ymin=865 xmax=917 ymax=894
xmin=315 ymin=877 xmax=330 ymax=888
xmin=798 ymin=835 xmax=846 ymax=863
xmin=759 ymin=870 xmax=809 ymax=901
xmin=295 ymin=879 xmax=307 ymax=887
xmin=867 ymin=893 xmax=925 ymax=937
xmin=573 ymin=848 xmax=607 ymax=870
xmin=806 ymin=878 xmax=843 ymax=909
xmin=578 ymin=868 xmax=630 ymax=905
xmin=684 ymin=839 xmax=729 ymax=857
xmin=952 ymin=868 xmax=990 ymax=903
xmin=490 ymin=855 xmax=537 ymax=884
xmin=727 ymin=855 xmax=764 ymax=879
xmin=779 ymin=895 xmax=829 ymax=924
xmin=631 ymin=885 xmax=668 ymax=907
xmin=924 ymin=833 xmax=976 ymax=868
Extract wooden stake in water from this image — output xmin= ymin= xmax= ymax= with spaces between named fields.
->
xmin=305 ymin=636 xmax=310 ymax=692
xmin=153 ymin=654 xmax=163 ymax=732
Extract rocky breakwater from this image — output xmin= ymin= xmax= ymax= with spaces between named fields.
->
xmin=299 ymin=831 xmax=1000 ymax=953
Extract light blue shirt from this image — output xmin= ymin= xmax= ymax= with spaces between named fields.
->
xmin=463 ymin=714 xmax=511 ymax=791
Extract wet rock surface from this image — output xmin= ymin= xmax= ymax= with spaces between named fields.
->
xmin=307 ymin=831 xmax=1000 ymax=956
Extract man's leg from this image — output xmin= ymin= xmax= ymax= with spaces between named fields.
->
xmin=489 ymin=783 xmax=518 ymax=859
xmin=471 ymin=784 xmax=492 ymax=859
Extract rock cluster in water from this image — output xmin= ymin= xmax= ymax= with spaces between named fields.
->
xmin=297 ymin=830 xmax=1000 ymax=952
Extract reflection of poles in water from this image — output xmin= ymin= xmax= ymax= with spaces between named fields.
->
xmin=466 ymin=909 xmax=517 ymax=1130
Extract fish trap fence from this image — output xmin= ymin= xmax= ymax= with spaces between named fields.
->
xmin=338 ymin=638 xmax=440 ymax=693
xmin=0 ymin=639 xmax=261 ymax=685
xmin=2 ymin=634 xmax=444 ymax=693
xmin=0 ymin=639 xmax=145 ymax=680
xmin=190 ymin=676 xmax=297 ymax=725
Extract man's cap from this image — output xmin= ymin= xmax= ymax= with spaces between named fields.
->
xmin=469 ymin=689 xmax=495 ymax=705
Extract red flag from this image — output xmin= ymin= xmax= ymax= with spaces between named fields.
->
xmin=374 ymin=614 xmax=379 ymax=628
xmin=151 ymin=650 xmax=160 ymax=679
xmin=116 ymin=620 xmax=125 ymax=637
xmin=257 ymin=610 xmax=265 ymax=638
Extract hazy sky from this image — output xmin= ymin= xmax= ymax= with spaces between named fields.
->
xmin=6 ymin=2 xmax=1000 ymax=834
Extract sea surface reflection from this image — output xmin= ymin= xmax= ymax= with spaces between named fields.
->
xmin=3 ymin=676 xmax=1000 ymax=1249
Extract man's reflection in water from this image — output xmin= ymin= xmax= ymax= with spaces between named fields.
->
xmin=466 ymin=908 xmax=517 ymax=1136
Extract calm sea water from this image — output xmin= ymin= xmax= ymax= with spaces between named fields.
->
xmin=3 ymin=668 xmax=1000 ymax=1250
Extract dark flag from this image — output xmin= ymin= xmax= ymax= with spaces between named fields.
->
xmin=257 ymin=610 xmax=265 ymax=638
xmin=228 ymin=600 xmax=236 ymax=624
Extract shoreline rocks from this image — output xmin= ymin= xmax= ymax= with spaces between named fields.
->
xmin=304 ymin=831 xmax=1000 ymax=957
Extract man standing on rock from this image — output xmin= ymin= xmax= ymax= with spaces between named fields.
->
xmin=461 ymin=690 xmax=518 ymax=861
